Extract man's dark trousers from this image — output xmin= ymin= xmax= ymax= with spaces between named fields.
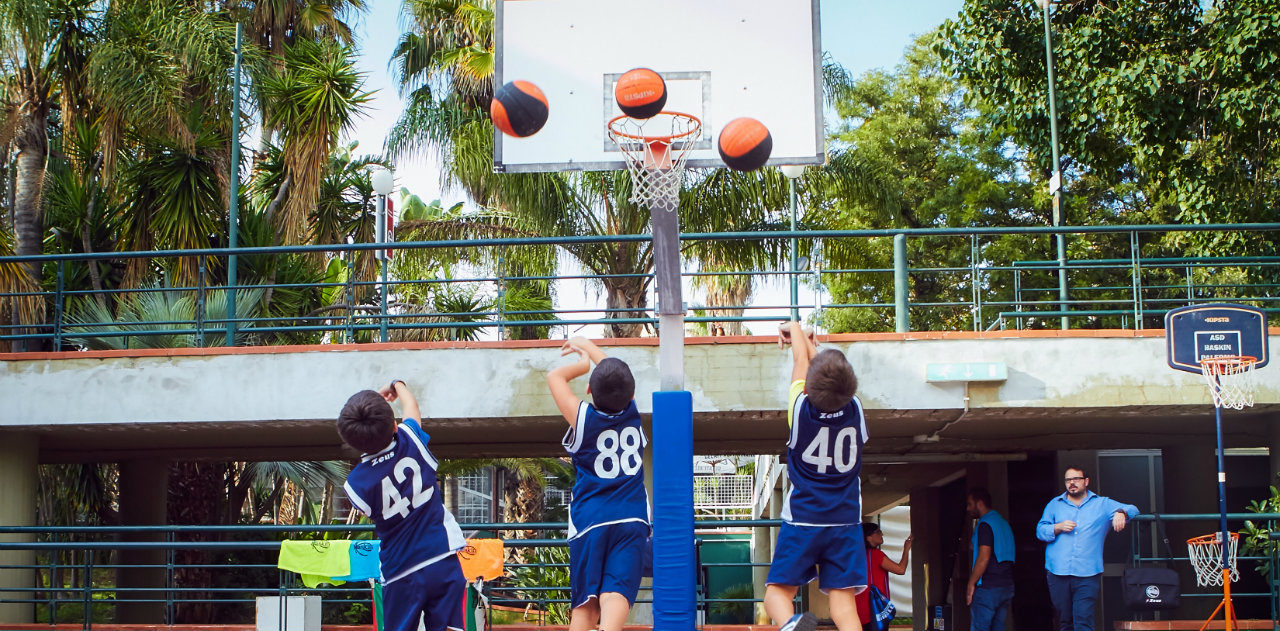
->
xmin=1046 ymin=572 xmax=1101 ymax=631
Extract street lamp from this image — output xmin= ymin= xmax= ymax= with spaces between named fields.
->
xmin=780 ymin=165 xmax=806 ymax=322
xmin=371 ymin=168 xmax=394 ymax=342
xmin=1038 ymin=0 xmax=1071 ymax=330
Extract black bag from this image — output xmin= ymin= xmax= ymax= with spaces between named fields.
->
xmin=1122 ymin=513 xmax=1181 ymax=611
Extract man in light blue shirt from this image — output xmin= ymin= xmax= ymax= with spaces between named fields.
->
xmin=1037 ymin=466 xmax=1139 ymax=631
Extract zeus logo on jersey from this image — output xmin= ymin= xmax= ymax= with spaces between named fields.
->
xmin=381 ymin=456 xmax=435 ymax=519
xmin=594 ymin=426 xmax=643 ymax=479
xmin=800 ymin=426 xmax=859 ymax=474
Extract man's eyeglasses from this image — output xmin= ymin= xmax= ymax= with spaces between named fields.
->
xmin=1064 ymin=476 xmax=1086 ymax=483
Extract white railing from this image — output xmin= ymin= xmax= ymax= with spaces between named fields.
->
xmin=693 ymin=474 xmax=755 ymax=519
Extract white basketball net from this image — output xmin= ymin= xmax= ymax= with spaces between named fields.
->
xmin=1187 ymin=531 xmax=1239 ymax=587
xmin=607 ymin=112 xmax=701 ymax=209
xmin=1200 ymin=356 xmax=1258 ymax=410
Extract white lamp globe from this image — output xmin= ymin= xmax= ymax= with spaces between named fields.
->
xmin=371 ymin=169 xmax=394 ymax=196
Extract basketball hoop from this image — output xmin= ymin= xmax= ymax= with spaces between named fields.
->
xmin=607 ymin=111 xmax=701 ymax=208
xmin=1187 ymin=532 xmax=1240 ymax=587
xmin=1199 ymin=356 xmax=1258 ymax=410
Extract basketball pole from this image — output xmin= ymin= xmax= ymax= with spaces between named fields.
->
xmin=1211 ymin=401 xmax=1236 ymax=631
xmin=649 ymin=178 xmax=696 ymax=631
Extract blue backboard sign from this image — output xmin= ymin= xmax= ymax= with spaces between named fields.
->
xmin=1165 ymin=303 xmax=1270 ymax=373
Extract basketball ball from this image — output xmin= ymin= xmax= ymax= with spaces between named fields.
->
xmin=491 ymin=80 xmax=549 ymax=138
xmin=717 ymin=117 xmax=772 ymax=172
xmin=614 ymin=68 xmax=667 ymax=119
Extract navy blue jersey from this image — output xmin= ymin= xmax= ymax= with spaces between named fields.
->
xmin=562 ymin=400 xmax=650 ymax=539
xmin=344 ymin=418 xmax=465 ymax=583
xmin=782 ymin=382 xmax=867 ymax=526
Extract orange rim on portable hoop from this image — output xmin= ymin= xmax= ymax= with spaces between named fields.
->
xmin=1199 ymin=355 xmax=1259 ymax=410
xmin=1186 ymin=531 xmax=1240 ymax=587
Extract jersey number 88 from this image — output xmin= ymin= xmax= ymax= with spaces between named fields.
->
xmin=594 ymin=426 xmax=643 ymax=479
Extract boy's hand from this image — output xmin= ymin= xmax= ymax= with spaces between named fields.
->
xmin=778 ymin=322 xmax=793 ymax=348
xmin=378 ymin=384 xmax=398 ymax=402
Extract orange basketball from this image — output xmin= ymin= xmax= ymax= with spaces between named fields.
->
xmin=614 ymin=68 xmax=667 ymax=119
xmin=491 ymin=80 xmax=549 ymax=138
xmin=717 ymin=117 xmax=772 ymax=172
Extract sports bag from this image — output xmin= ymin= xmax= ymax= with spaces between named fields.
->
xmin=1122 ymin=513 xmax=1181 ymax=611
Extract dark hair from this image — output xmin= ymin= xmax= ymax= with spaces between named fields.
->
xmin=862 ymin=521 xmax=881 ymax=542
xmin=806 ymin=349 xmax=857 ymax=412
xmin=968 ymin=487 xmax=992 ymax=508
xmin=336 ymin=390 xmax=396 ymax=454
xmin=589 ymin=357 xmax=635 ymax=414
xmin=1064 ymin=465 xmax=1089 ymax=479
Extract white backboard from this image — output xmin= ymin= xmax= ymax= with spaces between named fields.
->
xmin=494 ymin=0 xmax=825 ymax=173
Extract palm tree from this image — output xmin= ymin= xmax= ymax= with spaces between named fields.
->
xmin=259 ymin=39 xmax=372 ymax=245
xmin=439 ymin=457 xmax=572 ymax=561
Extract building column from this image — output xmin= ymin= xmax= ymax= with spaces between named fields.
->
xmin=0 ymin=434 xmax=38 ymax=624
xmin=1268 ymin=414 xmax=1280 ymax=484
xmin=116 ymin=459 xmax=170 ymax=623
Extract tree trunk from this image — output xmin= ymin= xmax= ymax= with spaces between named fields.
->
xmin=80 ymin=156 xmax=107 ymax=308
xmin=12 ymin=102 xmax=49 ymax=352
xmin=603 ymin=277 xmax=649 ymax=338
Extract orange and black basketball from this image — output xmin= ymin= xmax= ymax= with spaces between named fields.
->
xmin=614 ymin=68 xmax=667 ymax=119
xmin=717 ymin=117 xmax=772 ymax=172
xmin=491 ymin=80 xmax=549 ymax=138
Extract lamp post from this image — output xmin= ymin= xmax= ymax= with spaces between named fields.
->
xmin=780 ymin=165 xmax=806 ymax=322
xmin=371 ymin=168 xmax=394 ymax=343
xmin=1038 ymin=0 xmax=1070 ymax=330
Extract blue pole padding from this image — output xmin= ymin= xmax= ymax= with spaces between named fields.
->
xmin=652 ymin=390 xmax=694 ymax=631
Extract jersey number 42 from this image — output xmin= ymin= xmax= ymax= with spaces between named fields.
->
xmin=381 ymin=457 xmax=434 ymax=519
xmin=801 ymin=426 xmax=858 ymax=474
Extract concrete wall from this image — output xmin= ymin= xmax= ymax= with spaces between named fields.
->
xmin=5 ymin=333 xmax=1277 ymax=428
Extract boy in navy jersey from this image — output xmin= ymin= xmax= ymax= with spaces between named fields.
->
xmin=338 ymin=380 xmax=466 ymax=631
xmin=766 ymin=321 xmax=868 ymax=631
xmin=546 ymin=337 xmax=649 ymax=631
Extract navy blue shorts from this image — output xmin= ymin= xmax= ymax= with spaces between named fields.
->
xmin=382 ymin=555 xmax=466 ymax=631
xmin=766 ymin=523 xmax=868 ymax=593
xmin=569 ymin=520 xmax=650 ymax=609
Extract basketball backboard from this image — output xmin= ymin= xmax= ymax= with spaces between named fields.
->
xmin=494 ymin=0 xmax=825 ymax=173
xmin=1165 ymin=303 xmax=1270 ymax=373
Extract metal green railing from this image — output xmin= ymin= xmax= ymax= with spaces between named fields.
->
xmin=0 ymin=520 xmax=779 ymax=629
xmin=1 ymin=223 xmax=1277 ymax=349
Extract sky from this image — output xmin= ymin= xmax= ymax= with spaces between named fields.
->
xmin=341 ymin=0 xmax=967 ymax=336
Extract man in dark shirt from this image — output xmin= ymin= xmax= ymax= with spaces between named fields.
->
xmin=966 ymin=488 xmax=1015 ymax=631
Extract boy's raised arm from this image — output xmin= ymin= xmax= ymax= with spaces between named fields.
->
xmin=379 ymin=380 xmax=420 ymax=421
xmin=781 ymin=321 xmax=815 ymax=383
xmin=547 ymin=342 xmax=592 ymax=426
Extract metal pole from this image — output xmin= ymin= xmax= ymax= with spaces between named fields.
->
xmin=652 ymin=196 xmax=684 ymax=391
xmin=377 ymin=193 xmax=389 ymax=343
xmin=1214 ymin=404 xmax=1230 ymax=575
xmin=893 ymin=233 xmax=909 ymax=332
xmin=225 ymin=22 xmax=242 ymax=347
xmin=1042 ymin=1 xmax=1069 ymax=330
xmin=789 ymin=177 xmax=799 ymax=322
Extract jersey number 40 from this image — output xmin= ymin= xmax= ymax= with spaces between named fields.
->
xmin=594 ymin=426 xmax=643 ymax=479
xmin=801 ymin=426 xmax=858 ymax=474
xmin=381 ymin=457 xmax=435 ymax=519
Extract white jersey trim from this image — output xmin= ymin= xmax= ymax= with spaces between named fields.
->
xmin=400 ymin=419 xmax=438 ymax=470
xmin=567 ymin=517 xmax=650 ymax=541
xmin=343 ymin=480 xmax=373 ymax=517
xmin=562 ymin=402 xmax=589 ymax=454
xmin=381 ymin=509 xmax=466 ymax=584
xmin=788 ymin=394 xmax=806 ymax=449
xmin=381 ymin=545 xmax=461 ymax=584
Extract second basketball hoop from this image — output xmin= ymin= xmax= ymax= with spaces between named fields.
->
xmin=607 ymin=111 xmax=701 ymax=208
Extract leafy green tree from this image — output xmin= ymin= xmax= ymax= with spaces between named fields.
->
xmin=938 ymin=0 xmax=1280 ymax=253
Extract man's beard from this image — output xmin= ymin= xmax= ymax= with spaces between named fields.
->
xmin=1067 ymin=487 xmax=1086 ymax=499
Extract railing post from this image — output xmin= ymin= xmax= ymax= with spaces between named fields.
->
xmin=196 ymin=257 xmax=206 ymax=347
xmin=970 ymin=235 xmax=982 ymax=331
xmin=82 ymin=548 xmax=91 ymax=631
xmin=345 ymin=255 xmax=356 ymax=343
xmin=893 ymin=233 xmax=909 ymax=333
xmin=54 ymin=261 xmax=65 ymax=349
xmin=225 ymin=22 xmax=242 ymax=348
xmin=497 ymin=248 xmax=506 ymax=341
xmin=1130 ymin=231 xmax=1143 ymax=329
